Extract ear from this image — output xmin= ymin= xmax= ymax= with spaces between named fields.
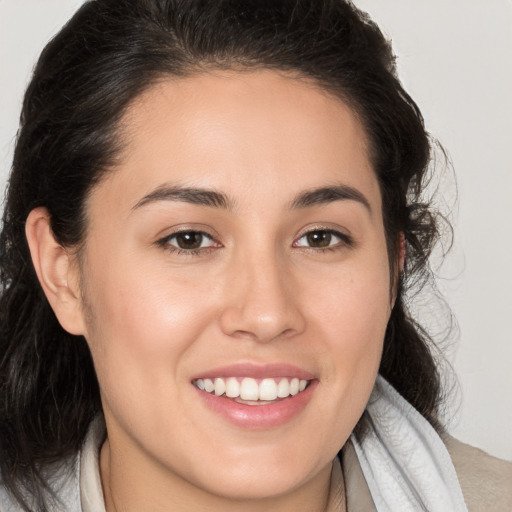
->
xmin=390 ymin=232 xmax=406 ymax=309
xmin=25 ymin=207 xmax=86 ymax=336
xmin=398 ymin=231 xmax=406 ymax=273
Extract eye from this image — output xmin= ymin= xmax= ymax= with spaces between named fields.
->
xmin=162 ymin=230 xmax=218 ymax=251
xmin=293 ymin=229 xmax=351 ymax=249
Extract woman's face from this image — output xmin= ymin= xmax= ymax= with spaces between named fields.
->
xmin=78 ymin=70 xmax=393 ymax=503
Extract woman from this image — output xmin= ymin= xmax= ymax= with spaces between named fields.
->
xmin=1 ymin=1 xmax=510 ymax=511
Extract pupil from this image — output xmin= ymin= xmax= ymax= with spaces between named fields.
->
xmin=176 ymin=232 xmax=202 ymax=249
xmin=307 ymin=231 xmax=331 ymax=247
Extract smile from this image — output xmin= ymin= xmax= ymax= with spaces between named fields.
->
xmin=191 ymin=364 xmax=317 ymax=428
xmin=193 ymin=377 xmax=309 ymax=403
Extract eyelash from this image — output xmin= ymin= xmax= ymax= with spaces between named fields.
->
xmin=293 ymin=228 xmax=354 ymax=252
xmin=157 ymin=228 xmax=353 ymax=256
xmin=157 ymin=230 xmax=220 ymax=256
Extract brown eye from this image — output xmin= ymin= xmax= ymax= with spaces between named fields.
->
xmin=306 ymin=230 xmax=332 ymax=247
xmin=166 ymin=231 xmax=214 ymax=250
xmin=294 ymin=229 xmax=351 ymax=249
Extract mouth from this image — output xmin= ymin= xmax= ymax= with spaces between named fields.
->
xmin=193 ymin=376 xmax=310 ymax=405
xmin=191 ymin=364 xmax=317 ymax=429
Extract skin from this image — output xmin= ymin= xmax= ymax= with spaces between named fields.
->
xmin=26 ymin=70 xmax=397 ymax=512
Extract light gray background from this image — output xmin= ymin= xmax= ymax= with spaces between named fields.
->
xmin=1 ymin=1 xmax=511 ymax=461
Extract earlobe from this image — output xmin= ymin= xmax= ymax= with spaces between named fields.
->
xmin=25 ymin=207 xmax=86 ymax=336
xmin=399 ymin=232 xmax=406 ymax=273
xmin=390 ymin=232 xmax=406 ymax=310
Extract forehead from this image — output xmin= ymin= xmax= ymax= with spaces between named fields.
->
xmin=91 ymin=69 xmax=380 ymax=215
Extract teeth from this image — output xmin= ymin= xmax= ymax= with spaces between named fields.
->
xmin=194 ymin=377 xmax=309 ymax=401
xmin=259 ymin=378 xmax=278 ymax=401
xmin=225 ymin=377 xmax=240 ymax=398
xmin=240 ymin=378 xmax=259 ymax=400
xmin=290 ymin=378 xmax=299 ymax=396
xmin=277 ymin=378 xmax=290 ymax=398
xmin=214 ymin=378 xmax=226 ymax=396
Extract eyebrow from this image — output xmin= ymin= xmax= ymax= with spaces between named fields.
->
xmin=132 ymin=185 xmax=234 ymax=211
xmin=290 ymin=185 xmax=371 ymax=213
xmin=132 ymin=183 xmax=371 ymax=213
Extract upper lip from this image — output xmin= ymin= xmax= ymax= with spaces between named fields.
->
xmin=191 ymin=362 xmax=316 ymax=381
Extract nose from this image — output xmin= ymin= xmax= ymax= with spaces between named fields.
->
xmin=219 ymin=251 xmax=306 ymax=343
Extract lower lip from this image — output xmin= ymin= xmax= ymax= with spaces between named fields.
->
xmin=193 ymin=381 xmax=317 ymax=429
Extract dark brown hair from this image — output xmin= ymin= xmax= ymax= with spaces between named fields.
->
xmin=1 ymin=0 xmax=445 ymax=509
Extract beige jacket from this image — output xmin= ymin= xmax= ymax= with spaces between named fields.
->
xmin=327 ymin=437 xmax=512 ymax=512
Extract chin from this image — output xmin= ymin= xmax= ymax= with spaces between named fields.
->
xmin=194 ymin=468 xmax=310 ymax=501
xmin=183 ymin=441 xmax=331 ymax=502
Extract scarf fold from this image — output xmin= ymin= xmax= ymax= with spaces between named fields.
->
xmin=350 ymin=376 xmax=468 ymax=512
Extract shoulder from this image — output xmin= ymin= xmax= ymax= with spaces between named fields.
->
xmin=444 ymin=436 xmax=512 ymax=512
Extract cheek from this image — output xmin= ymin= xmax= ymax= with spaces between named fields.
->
xmin=86 ymin=253 xmax=213 ymax=344
xmin=81 ymin=253 xmax=219 ymax=410
xmin=308 ymin=255 xmax=391 ymax=339
xmin=304 ymin=252 xmax=391 ymax=387
xmin=303 ymin=259 xmax=390 ymax=438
